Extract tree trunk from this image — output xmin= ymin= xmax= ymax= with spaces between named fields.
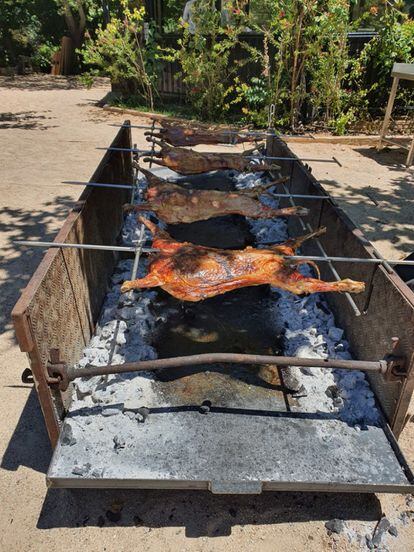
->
xmin=60 ymin=0 xmax=87 ymax=49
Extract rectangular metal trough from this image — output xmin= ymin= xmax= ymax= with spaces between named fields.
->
xmin=12 ymin=124 xmax=414 ymax=493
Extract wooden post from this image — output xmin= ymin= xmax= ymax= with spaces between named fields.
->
xmin=378 ymin=76 xmax=399 ymax=150
xmin=406 ymin=136 xmax=414 ymax=167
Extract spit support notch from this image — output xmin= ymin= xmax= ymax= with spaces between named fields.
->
xmin=46 ymin=338 xmax=406 ymax=393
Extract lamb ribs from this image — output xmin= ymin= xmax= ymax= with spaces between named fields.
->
xmin=121 ymin=218 xmax=365 ymax=302
xmin=143 ymin=141 xmax=277 ymax=175
xmin=125 ymin=168 xmax=308 ymax=224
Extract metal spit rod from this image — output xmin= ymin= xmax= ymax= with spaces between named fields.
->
xmin=131 ymin=219 xmax=145 ymax=279
xmin=63 ymin=181 xmax=134 ymax=190
xmin=62 ymin=180 xmax=376 ymax=204
xmin=49 ymin=353 xmax=388 ymax=391
xmin=98 ymin=146 xmax=339 ymax=164
xmin=279 ymin=255 xmax=414 ymax=266
xmin=14 ymin=240 xmax=154 ymax=253
xmin=111 ymin=123 xmax=317 ymax=140
xmin=13 ymin=240 xmax=414 ymax=267
xmin=112 ymin=123 xmax=276 ymax=137
xmin=105 ymin=160 xmax=148 ymax=367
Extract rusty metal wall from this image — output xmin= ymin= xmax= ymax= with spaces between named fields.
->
xmin=268 ymin=137 xmax=414 ymax=437
xmin=12 ymin=124 xmax=132 ymax=446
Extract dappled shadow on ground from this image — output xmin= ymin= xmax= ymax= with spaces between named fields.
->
xmin=0 ymin=75 xmax=109 ymax=91
xmin=1 ymin=388 xmax=51 ymax=474
xmin=0 ymin=111 xmax=57 ymax=131
xmin=36 ymin=487 xmax=381 ymax=536
xmin=355 ymin=145 xmax=411 ymax=172
xmin=0 ymin=196 xmax=76 ymax=335
xmin=319 ymin=156 xmax=414 ymax=256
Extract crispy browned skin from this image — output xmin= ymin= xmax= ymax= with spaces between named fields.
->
xmin=125 ymin=168 xmax=308 ymax=224
xmin=144 ymin=121 xmax=258 ymax=147
xmin=142 ymin=141 xmax=277 ymax=175
xmin=121 ymin=218 xmax=365 ymax=301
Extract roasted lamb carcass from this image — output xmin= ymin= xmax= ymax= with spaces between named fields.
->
xmin=121 ymin=218 xmax=365 ymax=301
xmin=125 ymin=168 xmax=308 ymax=224
xmin=142 ymin=141 xmax=277 ymax=175
xmin=144 ymin=120 xmax=259 ymax=147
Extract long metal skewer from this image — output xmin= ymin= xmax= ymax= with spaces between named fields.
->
xmin=63 ymin=181 xmax=134 ymax=190
xmin=13 ymin=241 xmax=414 ymax=267
xmin=97 ymin=147 xmax=154 ymax=155
xmin=62 ymin=180 xmax=378 ymax=204
xmin=106 ymin=160 xmax=147 ymax=368
xmin=247 ymin=155 xmax=339 ymax=164
xmin=49 ymin=352 xmax=392 ymax=392
xmin=14 ymin=240 xmax=155 ymax=253
xmin=110 ymin=123 xmax=316 ymax=140
xmin=279 ymin=255 xmax=414 ymax=266
xmin=98 ymin=146 xmax=339 ymax=164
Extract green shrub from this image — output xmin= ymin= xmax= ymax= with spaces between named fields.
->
xmin=80 ymin=0 xmax=160 ymax=109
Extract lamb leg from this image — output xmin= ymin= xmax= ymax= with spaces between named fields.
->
xmin=121 ymin=273 xmax=163 ymax=293
xmin=281 ymin=274 xmax=365 ymax=295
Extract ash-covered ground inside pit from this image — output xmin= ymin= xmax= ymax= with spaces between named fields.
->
xmin=72 ymin=168 xmax=380 ymax=427
xmin=48 ymin=167 xmax=410 ymax=499
xmin=235 ymin=171 xmax=379 ymax=425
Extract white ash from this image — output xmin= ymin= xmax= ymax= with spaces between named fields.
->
xmin=234 ymin=171 xmax=380 ymax=426
xmin=70 ymin=257 xmax=158 ymax=420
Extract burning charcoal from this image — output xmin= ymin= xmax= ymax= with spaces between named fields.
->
xmin=115 ymin=332 xmax=127 ymax=346
xmin=118 ymin=294 xmax=136 ymax=307
xmin=118 ymin=307 xmax=137 ymax=321
xmin=365 ymin=535 xmax=374 ymax=549
xmin=325 ymin=519 xmax=345 ymax=534
xmin=75 ymin=379 xmax=93 ymax=400
xmin=328 ymin=327 xmax=344 ymax=342
xmin=334 ymin=342 xmax=345 ymax=352
xmin=61 ymin=423 xmax=77 ymax=446
xmin=135 ymin=412 xmax=146 ymax=422
xmin=90 ymin=351 xmax=110 ymax=367
xmin=72 ymin=463 xmax=91 ymax=476
xmin=113 ymin=435 xmax=126 ymax=450
xmin=326 ymin=385 xmax=340 ymax=400
xmin=371 ymin=516 xmax=391 ymax=547
xmin=313 ymin=335 xmax=326 ymax=348
xmin=281 ymin=366 xmax=306 ymax=393
xmin=89 ymin=336 xmax=106 ymax=349
xmin=101 ymin=320 xmax=127 ymax=339
xmin=101 ymin=408 xmax=121 ymax=417
xmin=388 ymin=525 xmax=398 ymax=537
xmin=109 ymin=354 xmax=124 ymax=366
xmin=111 ymin=273 xmax=124 ymax=284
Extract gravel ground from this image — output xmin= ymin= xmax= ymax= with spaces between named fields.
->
xmin=0 ymin=75 xmax=413 ymax=552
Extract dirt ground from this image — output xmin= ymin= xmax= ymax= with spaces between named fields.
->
xmin=1 ymin=75 xmax=414 ymax=552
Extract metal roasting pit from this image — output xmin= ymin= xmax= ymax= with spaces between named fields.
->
xmin=12 ymin=123 xmax=414 ymax=494
xmin=46 ymin=163 xmax=413 ymax=493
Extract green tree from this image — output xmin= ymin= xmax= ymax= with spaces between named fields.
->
xmin=0 ymin=0 xmax=64 ymax=67
xmin=164 ymin=0 xmax=246 ymax=120
xmin=81 ymin=0 xmax=159 ymax=108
